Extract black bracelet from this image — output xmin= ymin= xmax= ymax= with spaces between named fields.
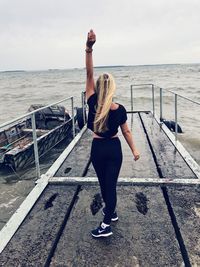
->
xmin=85 ymin=48 xmax=93 ymax=53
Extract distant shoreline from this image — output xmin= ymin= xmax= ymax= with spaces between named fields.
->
xmin=94 ymin=65 xmax=125 ymax=69
xmin=0 ymin=70 xmax=26 ymax=73
xmin=0 ymin=62 xmax=200 ymax=73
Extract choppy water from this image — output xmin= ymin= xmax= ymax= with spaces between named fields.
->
xmin=0 ymin=64 xmax=200 ymax=229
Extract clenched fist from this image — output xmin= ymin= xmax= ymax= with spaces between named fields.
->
xmin=86 ymin=29 xmax=96 ymax=48
xmin=133 ymin=149 xmax=140 ymax=161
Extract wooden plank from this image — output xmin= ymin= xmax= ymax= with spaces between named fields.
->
xmin=0 ymin=184 xmax=77 ymax=266
xmin=167 ymin=186 xmax=200 ymax=266
xmin=140 ymin=112 xmax=196 ymax=179
xmin=87 ymin=113 xmax=159 ymax=178
xmin=54 ymin=128 xmax=93 ymax=177
xmin=51 ymin=185 xmax=183 ymax=267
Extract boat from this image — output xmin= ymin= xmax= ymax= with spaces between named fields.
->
xmin=0 ymin=104 xmax=73 ymax=170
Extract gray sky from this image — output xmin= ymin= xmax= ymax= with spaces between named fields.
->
xmin=0 ymin=0 xmax=199 ymax=70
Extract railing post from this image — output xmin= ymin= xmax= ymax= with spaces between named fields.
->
xmin=71 ymin=97 xmax=75 ymax=138
xmin=81 ymin=91 xmax=86 ymax=125
xmin=175 ymin=94 xmax=178 ymax=141
xmin=31 ymin=113 xmax=40 ymax=179
xmin=152 ymin=84 xmax=155 ymax=117
xmin=130 ymin=85 xmax=133 ymax=112
xmin=160 ymin=87 xmax=163 ymax=121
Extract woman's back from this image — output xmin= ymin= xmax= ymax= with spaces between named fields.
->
xmin=87 ymin=93 xmax=127 ymax=138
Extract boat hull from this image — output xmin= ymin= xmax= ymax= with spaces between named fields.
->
xmin=3 ymin=120 xmax=72 ymax=170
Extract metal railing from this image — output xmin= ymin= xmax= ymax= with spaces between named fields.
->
xmin=0 ymin=96 xmax=77 ymax=179
xmin=130 ymin=84 xmax=200 ymax=141
xmin=81 ymin=91 xmax=87 ymax=125
xmin=130 ymin=84 xmax=155 ymax=116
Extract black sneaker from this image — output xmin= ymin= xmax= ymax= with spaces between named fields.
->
xmin=91 ymin=223 xmax=113 ymax=238
xmin=102 ymin=207 xmax=119 ymax=222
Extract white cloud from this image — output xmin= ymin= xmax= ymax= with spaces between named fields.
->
xmin=0 ymin=0 xmax=200 ymax=70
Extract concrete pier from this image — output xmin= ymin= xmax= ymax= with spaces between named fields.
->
xmin=0 ymin=111 xmax=199 ymax=267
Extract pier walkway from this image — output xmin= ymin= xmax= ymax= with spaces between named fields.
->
xmin=0 ymin=112 xmax=199 ymax=267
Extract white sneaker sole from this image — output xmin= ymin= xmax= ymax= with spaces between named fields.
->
xmin=91 ymin=231 xmax=113 ymax=238
xmin=111 ymin=217 xmax=118 ymax=222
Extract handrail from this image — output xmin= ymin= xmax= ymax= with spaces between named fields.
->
xmin=162 ymin=88 xmax=200 ymax=106
xmin=0 ymin=96 xmax=73 ymax=129
xmin=130 ymin=83 xmax=200 ymax=142
xmin=131 ymin=84 xmax=200 ymax=106
xmin=0 ymin=95 xmax=77 ymax=179
xmin=130 ymin=84 xmax=155 ymax=115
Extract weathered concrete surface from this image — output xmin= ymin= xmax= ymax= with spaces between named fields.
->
xmin=87 ymin=113 xmax=159 ymax=178
xmin=140 ymin=112 xmax=196 ymax=179
xmin=50 ymin=185 xmax=182 ymax=267
xmin=55 ymin=129 xmax=93 ymax=177
xmin=1 ymin=112 xmax=198 ymax=266
xmin=0 ymin=184 xmax=77 ymax=267
xmin=55 ymin=112 xmax=195 ymax=180
xmin=167 ymin=186 xmax=200 ymax=266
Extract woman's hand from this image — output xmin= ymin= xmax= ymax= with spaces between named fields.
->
xmin=133 ymin=149 xmax=140 ymax=161
xmin=85 ymin=29 xmax=95 ymax=99
xmin=86 ymin=29 xmax=96 ymax=48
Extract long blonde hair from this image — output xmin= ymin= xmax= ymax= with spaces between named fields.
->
xmin=94 ymin=73 xmax=116 ymax=133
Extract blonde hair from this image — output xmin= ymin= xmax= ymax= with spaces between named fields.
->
xmin=94 ymin=73 xmax=116 ymax=133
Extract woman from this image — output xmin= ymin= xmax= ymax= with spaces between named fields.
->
xmin=85 ymin=29 xmax=140 ymax=238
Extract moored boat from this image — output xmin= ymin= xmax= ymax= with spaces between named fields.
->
xmin=0 ymin=104 xmax=73 ymax=170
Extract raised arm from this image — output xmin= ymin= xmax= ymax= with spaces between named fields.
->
xmin=85 ymin=29 xmax=96 ymax=100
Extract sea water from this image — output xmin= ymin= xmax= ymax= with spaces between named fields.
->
xmin=0 ymin=64 xmax=200 ymax=229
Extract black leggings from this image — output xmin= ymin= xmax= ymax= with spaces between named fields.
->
xmin=90 ymin=137 xmax=123 ymax=224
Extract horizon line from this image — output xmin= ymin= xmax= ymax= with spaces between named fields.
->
xmin=1 ymin=62 xmax=200 ymax=73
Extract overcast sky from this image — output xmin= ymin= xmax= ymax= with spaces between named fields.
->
xmin=0 ymin=0 xmax=199 ymax=71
